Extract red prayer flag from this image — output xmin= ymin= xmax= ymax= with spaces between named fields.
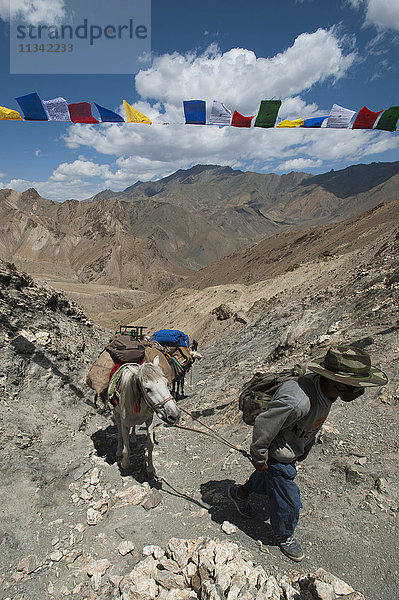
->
xmin=352 ymin=106 xmax=383 ymax=129
xmin=231 ymin=110 xmax=254 ymax=128
xmin=68 ymin=102 xmax=99 ymax=124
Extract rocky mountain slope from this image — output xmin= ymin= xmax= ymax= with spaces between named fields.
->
xmin=0 ymin=173 xmax=398 ymax=598
xmin=0 ymin=162 xmax=398 ymax=301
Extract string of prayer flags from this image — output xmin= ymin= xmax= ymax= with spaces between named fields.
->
xmin=183 ymin=100 xmax=206 ymax=125
xmin=94 ymin=103 xmax=124 ymax=123
xmin=277 ymin=118 xmax=304 ymax=128
xmin=123 ymin=100 xmax=152 ymax=124
xmin=325 ymin=104 xmax=356 ymax=129
xmin=208 ymin=100 xmax=231 ymax=125
xmin=301 ymin=116 xmax=330 ymax=128
xmin=43 ymin=97 xmax=71 ymax=121
xmin=254 ymin=100 xmax=282 ymax=128
xmin=352 ymin=106 xmax=383 ymax=130
xmin=375 ymin=106 xmax=399 ymax=132
xmin=231 ymin=110 xmax=254 ymax=128
xmin=15 ymin=92 xmax=48 ymax=121
xmin=0 ymin=105 xmax=22 ymax=120
xmin=68 ymin=102 xmax=99 ymax=124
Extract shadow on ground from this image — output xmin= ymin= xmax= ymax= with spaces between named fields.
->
xmin=91 ymin=425 xmax=160 ymax=485
xmin=200 ymin=479 xmax=276 ymax=548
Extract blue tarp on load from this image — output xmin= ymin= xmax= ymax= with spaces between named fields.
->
xmin=152 ymin=329 xmax=190 ymax=347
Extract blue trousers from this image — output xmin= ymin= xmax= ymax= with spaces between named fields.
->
xmin=248 ymin=457 xmax=302 ymax=538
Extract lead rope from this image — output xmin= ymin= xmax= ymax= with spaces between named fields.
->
xmin=175 ymin=406 xmax=252 ymax=462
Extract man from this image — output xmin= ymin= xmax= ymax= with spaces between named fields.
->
xmin=228 ymin=346 xmax=388 ymax=562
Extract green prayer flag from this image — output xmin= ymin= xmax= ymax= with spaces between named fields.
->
xmin=254 ymin=100 xmax=282 ymax=128
xmin=375 ymin=106 xmax=399 ymax=132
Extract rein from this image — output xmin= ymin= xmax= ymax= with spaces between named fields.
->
xmin=175 ymin=406 xmax=252 ymax=462
xmin=120 ymin=364 xmax=175 ymax=415
xmin=137 ymin=378 xmax=174 ymax=414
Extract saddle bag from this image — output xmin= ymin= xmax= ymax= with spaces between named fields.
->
xmin=105 ymin=334 xmax=145 ymax=364
xmin=238 ymin=364 xmax=306 ymax=425
xmin=86 ymin=350 xmax=115 ymax=394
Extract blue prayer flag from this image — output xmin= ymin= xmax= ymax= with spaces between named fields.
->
xmin=94 ymin=103 xmax=124 ymax=123
xmin=302 ymin=116 xmax=330 ymax=128
xmin=15 ymin=92 xmax=48 ymax=121
xmin=183 ymin=100 xmax=206 ymax=125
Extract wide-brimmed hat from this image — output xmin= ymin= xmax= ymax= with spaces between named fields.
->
xmin=307 ymin=345 xmax=388 ymax=387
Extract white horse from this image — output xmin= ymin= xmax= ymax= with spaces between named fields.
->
xmin=108 ymin=356 xmax=181 ymax=474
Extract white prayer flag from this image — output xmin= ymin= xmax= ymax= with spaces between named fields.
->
xmin=43 ymin=97 xmax=71 ymax=121
xmin=208 ymin=100 xmax=232 ymax=125
xmin=325 ymin=104 xmax=356 ymax=129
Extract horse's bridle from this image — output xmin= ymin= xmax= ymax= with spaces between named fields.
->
xmin=127 ymin=366 xmax=175 ymax=415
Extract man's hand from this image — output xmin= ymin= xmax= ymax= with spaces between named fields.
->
xmin=252 ymin=460 xmax=269 ymax=472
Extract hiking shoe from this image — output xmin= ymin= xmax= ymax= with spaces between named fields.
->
xmin=275 ymin=535 xmax=305 ymax=562
xmin=227 ymin=485 xmax=253 ymax=519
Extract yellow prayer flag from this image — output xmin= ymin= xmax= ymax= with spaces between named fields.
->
xmin=276 ymin=118 xmax=304 ymax=128
xmin=0 ymin=105 xmax=23 ymax=120
xmin=123 ymin=100 xmax=152 ymax=124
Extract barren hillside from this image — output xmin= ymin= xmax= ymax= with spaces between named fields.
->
xmin=0 ymin=162 xmax=398 ymax=301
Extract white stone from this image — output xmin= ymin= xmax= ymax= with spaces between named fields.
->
xmin=114 ymin=484 xmax=148 ymax=507
xmin=118 ymin=540 xmax=135 ymax=556
xmin=86 ymin=507 xmax=100 ymax=525
xmin=315 ymin=568 xmax=355 ymax=595
xmin=142 ymin=544 xmax=164 ymax=559
xmin=221 ymin=521 xmax=236 ymax=535
xmin=86 ymin=558 xmax=110 ymax=577
xmin=49 ymin=550 xmax=63 ymax=562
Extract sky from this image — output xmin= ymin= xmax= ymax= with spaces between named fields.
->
xmin=0 ymin=0 xmax=398 ymax=202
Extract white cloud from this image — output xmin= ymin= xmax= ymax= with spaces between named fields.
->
xmin=0 ymin=0 xmax=66 ymax=25
xmin=275 ymin=158 xmax=323 ymax=171
xmin=135 ymin=33 xmax=356 ymax=114
xmin=61 ymin=34 xmax=358 ymax=188
xmin=347 ymin=0 xmax=399 ymax=31
xmin=365 ymin=0 xmax=399 ymax=31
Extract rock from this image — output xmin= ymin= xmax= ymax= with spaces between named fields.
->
xmin=234 ymin=311 xmax=248 ymax=324
xmin=221 ymin=521 xmax=236 ymax=535
xmin=86 ymin=507 xmax=101 ymax=525
xmin=201 ymin=580 xmax=226 ymax=599
xmin=49 ymin=550 xmax=63 ymax=562
xmin=315 ymin=569 xmax=355 ymax=595
xmin=143 ymin=545 xmax=165 ymax=559
xmin=87 ymin=558 xmax=110 ymax=577
xmin=211 ymin=304 xmax=233 ymax=320
xmin=154 ymin=569 xmax=185 ymax=589
xmin=73 ymin=463 xmax=92 ymax=481
xmin=279 ymin=576 xmax=300 ymax=600
xmin=310 ymin=579 xmax=336 ymax=600
xmin=114 ymin=484 xmax=148 ymax=507
xmin=87 ymin=558 xmax=111 ymax=592
xmin=345 ymin=467 xmax=365 ymax=485
xmin=142 ymin=488 xmax=162 ymax=510
xmin=90 ymin=467 xmax=101 ymax=485
xmin=258 ymin=575 xmax=281 ymax=599
xmin=16 ymin=554 xmax=41 ymax=574
xmin=375 ymin=477 xmax=389 ymax=493
xmin=118 ymin=540 xmax=135 ymax=556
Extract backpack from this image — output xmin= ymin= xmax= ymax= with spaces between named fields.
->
xmin=238 ymin=364 xmax=307 ymax=425
xmin=151 ymin=329 xmax=190 ymax=348
xmin=105 ymin=334 xmax=146 ymax=364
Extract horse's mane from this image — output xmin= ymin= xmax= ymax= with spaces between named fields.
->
xmin=137 ymin=361 xmax=165 ymax=384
